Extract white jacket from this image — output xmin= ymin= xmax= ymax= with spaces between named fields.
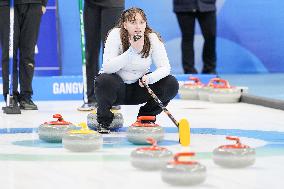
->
xmin=102 ymin=28 xmax=171 ymax=84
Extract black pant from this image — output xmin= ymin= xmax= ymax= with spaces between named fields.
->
xmin=176 ymin=11 xmax=217 ymax=74
xmin=84 ymin=2 xmax=123 ymax=103
xmin=0 ymin=4 xmax=42 ymax=100
xmin=94 ymin=74 xmax=179 ymax=125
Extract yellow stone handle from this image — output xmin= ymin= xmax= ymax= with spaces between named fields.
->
xmin=78 ymin=122 xmax=88 ymax=130
xmin=68 ymin=122 xmax=97 ymax=134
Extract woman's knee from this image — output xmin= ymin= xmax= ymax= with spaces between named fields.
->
xmin=155 ymin=75 xmax=179 ymax=99
xmin=165 ymin=75 xmax=179 ymax=98
xmin=95 ymin=73 xmax=123 ymax=93
xmin=96 ymin=74 xmax=117 ymax=87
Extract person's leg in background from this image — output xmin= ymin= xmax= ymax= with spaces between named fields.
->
xmin=176 ymin=12 xmax=197 ymax=74
xmin=84 ymin=2 xmax=101 ymax=105
xmin=0 ymin=5 xmax=20 ymax=104
xmin=18 ymin=4 xmax=42 ymax=110
xmin=197 ymin=11 xmax=217 ymax=74
xmin=101 ymin=6 xmax=124 ymax=44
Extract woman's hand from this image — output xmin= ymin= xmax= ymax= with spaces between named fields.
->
xmin=139 ymin=75 xmax=150 ymax=87
xmin=129 ymin=34 xmax=144 ymax=52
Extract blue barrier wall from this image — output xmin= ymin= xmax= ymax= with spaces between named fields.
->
xmin=0 ymin=74 xmax=214 ymax=101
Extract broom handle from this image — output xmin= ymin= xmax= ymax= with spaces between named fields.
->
xmin=7 ymin=0 xmax=15 ymax=106
xmin=142 ymin=81 xmax=179 ymax=127
xmin=78 ymin=0 xmax=88 ymax=104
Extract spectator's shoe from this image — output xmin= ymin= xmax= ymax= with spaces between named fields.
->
xmin=2 ymin=95 xmax=21 ymax=114
xmin=111 ymin=105 xmax=121 ymax=110
xmin=19 ymin=98 xmax=38 ymax=110
xmin=88 ymin=102 xmax=98 ymax=109
xmin=184 ymin=68 xmax=198 ymax=74
xmin=77 ymin=101 xmax=97 ymax=111
xmin=97 ymin=123 xmax=111 ymax=134
xmin=2 ymin=96 xmax=18 ymax=108
xmin=12 ymin=96 xmax=19 ymax=107
xmin=202 ymin=69 xmax=217 ymax=75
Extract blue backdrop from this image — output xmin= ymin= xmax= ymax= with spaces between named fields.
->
xmin=1 ymin=0 xmax=284 ymax=76
xmin=57 ymin=0 xmax=284 ymax=75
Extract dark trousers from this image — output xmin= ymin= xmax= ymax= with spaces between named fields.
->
xmin=94 ymin=74 xmax=179 ymax=125
xmin=0 ymin=4 xmax=42 ymax=100
xmin=176 ymin=11 xmax=217 ymax=74
xmin=84 ymin=2 xmax=123 ymax=103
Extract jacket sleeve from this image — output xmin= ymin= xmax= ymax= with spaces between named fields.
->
xmin=102 ymin=28 xmax=131 ymax=73
xmin=147 ymin=33 xmax=171 ymax=84
xmin=42 ymin=0 xmax=48 ymax=6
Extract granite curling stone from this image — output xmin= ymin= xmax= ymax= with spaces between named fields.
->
xmin=127 ymin=116 xmax=164 ymax=145
xmin=209 ymin=78 xmax=241 ymax=103
xmin=130 ymin=138 xmax=173 ymax=170
xmin=213 ymin=136 xmax=255 ymax=168
xmin=38 ymin=114 xmax=78 ymax=143
xmin=87 ymin=109 xmax=123 ymax=130
xmin=198 ymin=78 xmax=217 ymax=101
xmin=179 ymin=77 xmax=203 ymax=100
xmin=161 ymin=152 xmax=206 ymax=186
xmin=63 ymin=122 xmax=103 ymax=152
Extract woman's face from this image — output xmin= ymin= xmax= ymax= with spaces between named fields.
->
xmin=123 ymin=13 xmax=146 ymax=37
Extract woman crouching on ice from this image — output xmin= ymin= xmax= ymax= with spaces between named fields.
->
xmin=94 ymin=7 xmax=179 ymax=133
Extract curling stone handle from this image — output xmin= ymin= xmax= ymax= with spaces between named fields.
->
xmin=226 ymin=136 xmax=240 ymax=144
xmin=53 ymin=114 xmax=63 ymax=121
xmin=137 ymin=116 xmax=156 ymax=121
xmin=208 ymin=78 xmax=230 ymax=88
xmin=78 ymin=122 xmax=88 ymax=130
xmin=146 ymin=137 xmax=157 ymax=146
xmin=136 ymin=138 xmax=167 ymax=151
xmin=189 ymin=77 xmax=201 ymax=84
xmin=207 ymin=78 xmax=218 ymax=87
xmin=220 ymin=136 xmax=250 ymax=149
xmin=174 ymin=152 xmax=195 ymax=163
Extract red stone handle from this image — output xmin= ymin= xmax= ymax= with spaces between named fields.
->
xmin=226 ymin=136 xmax=240 ymax=144
xmin=218 ymin=136 xmax=250 ymax=149
xmin=172 ymin=152 xmax=197 ymax=165
xmin=189 ymin=77 xmax=201 ymax=84
xmin=53 ymin=114 xmax=63 ymax=121
xmin=208 ymin=78 xmax=230 ymax=88
xmin=137 ymin=116 xmax=156 ymax=121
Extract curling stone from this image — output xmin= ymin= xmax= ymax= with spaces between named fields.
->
xmin=179 ymin=77 xmax=203 ymax=100
xmin=213 ymin=136 xmax=255 ymax=168
xmin=127 ymin=116 xmax=164 ymax=145
xmin=87 ymin=109 xmax=123 ymax=130
xmin=130 ymin=138 xmax=173 ymax=170
xmin=62 ymin=123 xmax=103 ymax=152
xmin=161 ymin=152 xmax=206 ymax=186
xmin=209 ymin=78 xmax=241 ymax=103
xmin=198 ymin=78 xmax=217 ymax=101
xmin=38 ymin=114 xmax=78 ymax=143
